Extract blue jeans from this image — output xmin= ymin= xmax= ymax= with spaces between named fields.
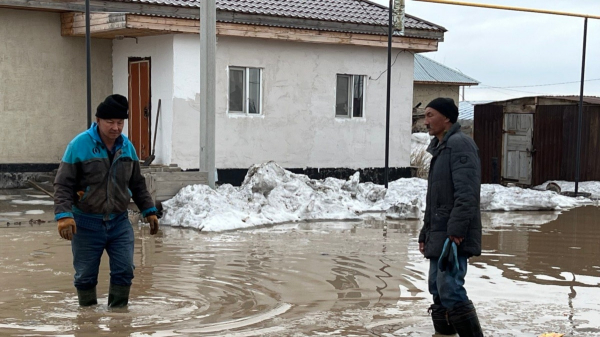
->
xmin=428 ymin=254 xmax=469 ymax=309
xmin=71 ymin=213 xmax=135 ymax=290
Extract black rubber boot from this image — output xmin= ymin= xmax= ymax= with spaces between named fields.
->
xmin=77 ymin=287 xmax=98 ymax=306
xmin=107 ymin=284 xmax=130 ymax=308
xmin=429 ymin=304 xmax=457 ymax=335
xmin=448 ymin=301 xmax=483 ymax=337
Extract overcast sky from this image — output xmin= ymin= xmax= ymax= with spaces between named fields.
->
xmin=370 ymin=0 xmax=600 ymax=101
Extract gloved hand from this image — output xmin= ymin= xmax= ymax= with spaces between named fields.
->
xmin=57 ymin=217 xmax=77 ymax=240
xmin=146 ymin=215 xmax=159 ymax=235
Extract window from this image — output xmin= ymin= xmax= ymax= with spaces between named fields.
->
xmin=336 ymin=74 xmax=365 ymax=118
xmin=229 ymin=67 xmax=262 ymax=115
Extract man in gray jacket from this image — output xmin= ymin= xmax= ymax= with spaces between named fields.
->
xmin=419 ymin=98 xmax=483 ymax=336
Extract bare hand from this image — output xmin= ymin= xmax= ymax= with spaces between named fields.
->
xmin=449 ymin=235 xmax=464 ymax=245
xmin=419 ymin=242 xmax=425 ymax=255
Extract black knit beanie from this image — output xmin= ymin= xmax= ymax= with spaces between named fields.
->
xmin=96 ymin=94 xmax=129 ymax=119
xmin=426 ymin=97 xmax=458 ymax=123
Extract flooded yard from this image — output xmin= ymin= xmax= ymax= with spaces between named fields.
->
xmin=1 ymin=188 xmax=599 ymax=336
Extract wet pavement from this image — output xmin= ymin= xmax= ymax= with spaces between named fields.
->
xmin=1 ymin=188 xmax=599 ymax=336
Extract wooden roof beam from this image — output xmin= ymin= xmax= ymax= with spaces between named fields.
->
xmin=61 ymin=13 xmax=438 ymax=51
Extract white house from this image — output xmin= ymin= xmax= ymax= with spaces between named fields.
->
xmin=0 ymin=0 xmax=446 ymax=185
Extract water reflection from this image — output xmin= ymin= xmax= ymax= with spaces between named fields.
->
xmin=481 ymin=207 xmax=600 ymax=287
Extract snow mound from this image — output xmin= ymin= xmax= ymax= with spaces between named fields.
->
xmin=534 ymin=181 xmax=600 ymax=199
xmin=481 ymin=184 xmax=592 ymax=211
xmin=162 ymin=162 xmax=426 ymax=231
xmin=161 ymin=161 xmax=597 ymax=232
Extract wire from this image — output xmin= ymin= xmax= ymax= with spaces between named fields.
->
xmin=471 ymin=78 xmax=600 ymax=90
xmin=370 ymin=50 xmax=407 ymax=81
xmin=414 ymin=54 xmax=440 ymax=83
xmin=357 ymin=0 xmax=391 ymax=35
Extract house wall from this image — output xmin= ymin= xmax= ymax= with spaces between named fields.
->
xmin=0 ymin=8 xmax=112 ymax=164
xmin=413 ymin=83 xmax=459 ymax=108
xmin=113 ymin=35 xmax=175 ymax=166
xmin=170 ymin=35 xmax=413 ymax=170
xmin=412 ymin=83 xmax=459 ymax=132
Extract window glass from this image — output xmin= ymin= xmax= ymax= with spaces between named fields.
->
xmin=248 ymin=68 xmax=261 ymax=114
xmin=336 ymin=75 xmax=350 ymax=116
xmin=229 ymin=68 xmax=245 ymax=112
xmin=353 ymin=75 xmax=364 ymax=118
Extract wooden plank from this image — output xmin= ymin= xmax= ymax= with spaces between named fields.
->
xmin=60 ymin=12 xmax=438 ymax=50
xmin=66 ymin=22 xmax=128 ymax=35
xmin=151 ymin=172 xmax=209 ymax=182
xmin=127 ymin=21 xmax=199 ymax=34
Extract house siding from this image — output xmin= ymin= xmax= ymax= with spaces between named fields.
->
xmin=168 ymin=35 xmax=413 ymax=170
xmin=413 ymin=83 xmax=459 ymax=108
xmin=0 ymin=8 xmax=112 ymax=164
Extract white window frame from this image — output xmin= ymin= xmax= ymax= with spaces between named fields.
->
xmin=228 ymin=66 xmax=263 ymax=115
xmin=335 ymin=74 xmax=366 ymax=118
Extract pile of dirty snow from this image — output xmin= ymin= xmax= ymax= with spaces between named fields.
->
xmin=161 ymin=162 xmax=596 ymax=232
xmin=534 ymin=181 xmax=600 ymax=199
xmin=161 ymin=162 xmax=425 ymax=231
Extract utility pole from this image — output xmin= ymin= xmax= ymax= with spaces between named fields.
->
xmin=384 ymin=0 xmax=404 ymax=189
xmin=85 ymin=0 xmax=91 ymax=128
xmin=200 ymin=0 xmax=216 ymax=188
xmin=384 ymin=0 xmax=393 ymax=189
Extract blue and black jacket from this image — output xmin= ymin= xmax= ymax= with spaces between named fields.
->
xmin=54 ymin=123 xmax=157 ymax=221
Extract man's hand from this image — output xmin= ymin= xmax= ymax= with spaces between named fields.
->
xmin=57 ymin=218 xmax=77 ymax=240
xmin=146 ymin=215 xmax=159 ymax=235
xmin=449 ymin=235 xmax=464 ymax=245
xmin=419 ymin=242 xmax=425 ymax=255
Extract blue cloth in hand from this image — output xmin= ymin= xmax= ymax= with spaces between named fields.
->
xmin=438 ymin=238 xmax=459 ymax=276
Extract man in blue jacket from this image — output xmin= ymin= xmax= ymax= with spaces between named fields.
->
xmin=419 ymin=98 xmax=483 ymax=336
xmin=54 ymin=94 xmax=159 ymax=308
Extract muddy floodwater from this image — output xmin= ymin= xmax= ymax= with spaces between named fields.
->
xmin=1 ymin=189 xmax=599 ymax=336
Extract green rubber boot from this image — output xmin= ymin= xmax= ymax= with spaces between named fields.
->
xmin=77 ymin=287 xmax=98 ymax=306
xmin=107 ymin=284 xmax=131 ymax=308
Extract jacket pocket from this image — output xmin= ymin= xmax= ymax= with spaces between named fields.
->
xmin=431 ymin=205 xmax=451 ymax=231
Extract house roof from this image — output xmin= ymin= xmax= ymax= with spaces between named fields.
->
xmin=479 ymin=95 xmax=600 ymax=106
xmin=110 ymin=0 xmax=446 ymax=36
xmin=414 ymin=54 xmax=479 ymax=85
xmin=458 ymin=100 xmax=493 ymax=120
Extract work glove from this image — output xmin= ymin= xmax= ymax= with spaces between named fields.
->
xmin=438 ymin=238 xmax=459 ymax=276
xmin=146 ymin=215 xmax=159 ymax=235
xmin=57 ymin=217 xmax=77 ymax=240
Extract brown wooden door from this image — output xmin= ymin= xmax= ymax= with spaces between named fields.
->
xmin=128 ymin=58 xmax=151 ymax=160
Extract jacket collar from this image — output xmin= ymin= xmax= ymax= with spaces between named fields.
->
xmin=427 ymin=122 xmax=462 ymax=156
xmin=86 ymin=122 xmax=126 ymax=152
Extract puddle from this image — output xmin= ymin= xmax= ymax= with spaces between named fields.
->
xmin=0 ymin=190 xmax=599 ymax=336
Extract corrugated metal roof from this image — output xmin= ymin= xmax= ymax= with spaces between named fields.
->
xmin=458 ymin=100 xmax=492 ymax=120
xmin=414 ymin=54 xmax=479 ymax=85
xmin=480 ymin=96 xmax=600 ymax=106
xmin=540 ymin=95 xmax=600 ymax=105
xmin=110 ymin=0 xmax=445 ymax=32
